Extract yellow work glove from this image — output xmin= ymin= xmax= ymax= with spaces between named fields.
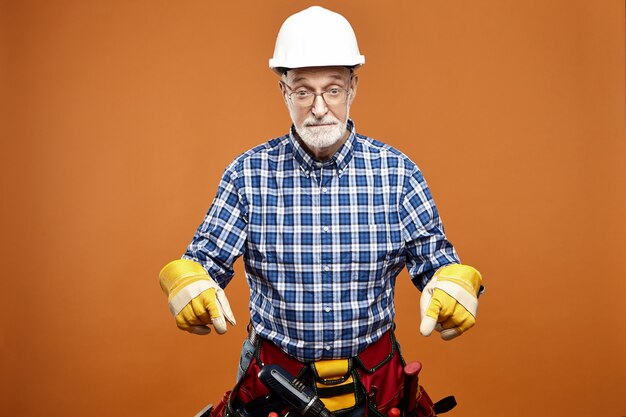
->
xmin=419 ymin=264 xmax=482 ymax=340
xmin=159 ymin=259 xmax=236 ymax=335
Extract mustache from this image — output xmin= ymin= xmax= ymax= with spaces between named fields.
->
xmin=303 ymin=117 xmax=341 ymax=127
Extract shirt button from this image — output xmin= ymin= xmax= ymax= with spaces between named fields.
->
xmin=324 ymin=345 xmax=331 ymax=351
xmin=324 ymin=306 xmax=331 ymax=312
xmin=323 ymin=265 xmax=330 ymax=272
xmin=322 ymin=187 xmax=328 ymax=193
xmin=322 ymin=226 xmax=329 ymax=232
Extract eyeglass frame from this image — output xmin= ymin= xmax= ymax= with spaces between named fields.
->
xmin=280 ymin=76 xmax=354 ymax=108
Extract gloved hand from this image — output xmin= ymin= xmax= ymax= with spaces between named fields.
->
xmin=159 ymin=259 xmax=236 ymax=335
xmin=419 ymin=264 xmax=482 ymax=340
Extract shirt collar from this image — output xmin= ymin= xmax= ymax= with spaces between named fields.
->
xmin=289 ymin=119 xmax=356 ymax=175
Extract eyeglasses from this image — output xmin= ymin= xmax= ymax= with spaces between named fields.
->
xmin=284 ymin=85 xmax=350 ymax=108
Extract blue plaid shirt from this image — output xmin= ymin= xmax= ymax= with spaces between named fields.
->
xmin=184 ymin=121 xmax=459 ymax=362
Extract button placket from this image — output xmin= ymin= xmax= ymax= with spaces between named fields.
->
xmin=319 ymin=164 xmax=335 ymax=353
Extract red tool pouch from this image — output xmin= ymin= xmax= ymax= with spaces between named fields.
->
xmin=210 ymin=331 xmax=447 ymax=417
xmin=353 ymin=332 xmax=404 ymax=416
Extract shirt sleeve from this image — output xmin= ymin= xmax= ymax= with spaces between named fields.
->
xmin=398 ymin=165 xmax=460 ymax=291
xmin=183 ymin=162 xmax=249 ymax=289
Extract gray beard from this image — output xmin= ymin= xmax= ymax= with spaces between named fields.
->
xmin=295 ymin=119 xmax=346 ymax=150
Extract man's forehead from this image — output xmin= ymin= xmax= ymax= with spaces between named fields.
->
xmin=285 ymin=66 xmax=351 ymax=84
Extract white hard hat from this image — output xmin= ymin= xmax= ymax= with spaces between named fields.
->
xmin=269 ymin=6 xmax=365 ymax=72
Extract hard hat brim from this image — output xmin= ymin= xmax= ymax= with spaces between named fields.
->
xmin=269 ymin=56 xmax=365 ymax=72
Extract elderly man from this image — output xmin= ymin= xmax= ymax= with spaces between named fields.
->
xmin=160 ymin=6 xmax=483 ymax=417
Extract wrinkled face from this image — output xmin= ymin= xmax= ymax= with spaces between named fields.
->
xmin=280 ymin=66 xmax=358 ymax=152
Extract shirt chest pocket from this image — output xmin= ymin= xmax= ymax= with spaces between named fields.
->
xmin=246 ymin=211 xmax=305 ymax=267
xmin=348 ymin=222 xmax=404 ymax=279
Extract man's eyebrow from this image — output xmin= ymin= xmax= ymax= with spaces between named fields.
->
xmin=290 ymin=73 xmax=345 ymax=84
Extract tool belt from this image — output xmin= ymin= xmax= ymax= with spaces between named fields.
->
xmin=211 ymin=329 xmax=442 ymax=417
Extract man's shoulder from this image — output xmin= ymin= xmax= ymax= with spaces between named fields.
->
xmin=354 ymin=133 xmax=418 ymax=170
xmin=239 ymin=134 xmax=291 ymax=160
xmin=225 ymin=134 xmax=291 ymax=173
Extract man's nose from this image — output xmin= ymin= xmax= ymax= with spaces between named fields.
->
xmin=311 ymin=94 xmax=329 ymax=118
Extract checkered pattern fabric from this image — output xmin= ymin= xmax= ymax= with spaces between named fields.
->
xmin=184 ymin=121 xmax=459 ymax=362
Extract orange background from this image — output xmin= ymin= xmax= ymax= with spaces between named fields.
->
xmin=1 ymin=1 xmax=625 ymax=416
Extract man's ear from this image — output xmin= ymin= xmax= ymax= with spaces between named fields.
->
xmin=278 ymin=80 xmax=289 ymax=106
xmin=348 ymin=73 xmax=359 ymax=105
